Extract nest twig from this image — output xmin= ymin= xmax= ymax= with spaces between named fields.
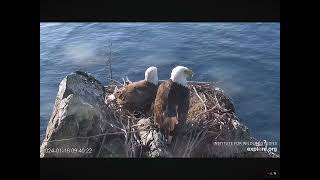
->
xmin=192 ymin=85 xmax=207 ymax=112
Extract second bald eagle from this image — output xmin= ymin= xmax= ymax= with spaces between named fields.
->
xmin=108 ymin=66 xmax=159 ymax=113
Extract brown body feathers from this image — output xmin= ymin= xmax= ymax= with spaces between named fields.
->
xmin=154 ymin=79 xmax=190 ymax=137
xmin=114 ymin=80 xmax=158 ymax=113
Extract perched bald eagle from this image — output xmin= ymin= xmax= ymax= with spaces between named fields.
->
xmin=107 ymin=66 xmax=159 ymax=113
xmin=154 ymin=66 xmax=193 ymax=144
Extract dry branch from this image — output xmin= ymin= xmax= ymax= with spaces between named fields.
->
xmin=192 ymin=85 xmax=207 ymax=112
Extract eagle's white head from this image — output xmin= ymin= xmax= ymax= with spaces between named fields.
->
xmin=170 ymin=66 xmax=193 ymax=87
xmin=145 ymin=66 xmax=158 ymax=85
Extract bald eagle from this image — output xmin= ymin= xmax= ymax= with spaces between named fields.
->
xmin=107 ymin=66 xmax=159 ymax=114
xmin=154 ymin=66 xmax=193 ymax=144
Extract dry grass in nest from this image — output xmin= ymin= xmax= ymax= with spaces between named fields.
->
xmin=187 ymin=82 xmax=238 ymax=131
xmin=174 ymin=82 xmax=247 ymax=157
xmin=104 ymin=81 xmax=157 ymax=157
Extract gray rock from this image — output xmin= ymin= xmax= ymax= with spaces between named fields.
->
xmin=40 ymin=71 xmax=125 ymax=158
xmin=137 ymin=118 xmax=171 ymax=158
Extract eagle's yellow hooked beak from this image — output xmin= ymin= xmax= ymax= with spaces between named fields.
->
xmin=185 ymin=69 xmax=193 ymax=77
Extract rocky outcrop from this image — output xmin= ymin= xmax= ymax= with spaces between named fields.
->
xmin=40 ymin=71 xmax=279 ymax=158
xmin=40 ymin=71 xmax=126 ymax=157
xmin=136 ymin=118 xmax=171 ymax=157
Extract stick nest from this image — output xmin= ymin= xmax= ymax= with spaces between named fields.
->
xmin=104 ymin=81 xmax=277 ymax=158
xmin=104 ymin=81 xmax=241 ymax=132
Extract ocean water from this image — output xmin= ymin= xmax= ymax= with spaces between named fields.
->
xmin=40 ymin=23 xmax=280 ymax=146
